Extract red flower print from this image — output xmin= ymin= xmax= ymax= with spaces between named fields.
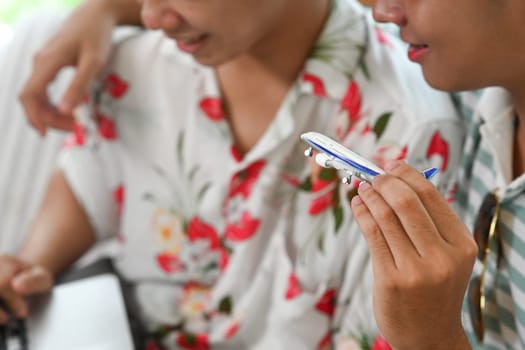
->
xmin=426 ymin=131 xmax=449 ymax=171
xmin=308 ymin=191 xmax=335 ymax=215
xmin=145 ymin=339 xmax=166 ymax=350
xmin=104 ymin=73 xmax=129 ymax=98
xmin=62 ymin=134 xmax=77 ymax=149
xmin=311 ymin=176 xmax=336 ymax=192
xmin=395 ymin=145 xmax=408 ymax=160
xmin=200 ymin=97 xmax=225 ymax=121
xmin=96 ymin=113 xmax=118 ymax=140
xmin=230 ymin=145 xmax=243 ymax=162
xmin=285 ymin=273 xmax=303 ymax=299
xmin=74 ymin=122 xmax=87 ymax=144
xmin=228 ymin=160 xmax=266 ymax=199
xmin=63 ymin=123 xmax=86 ymax=149
xmin=156 ymin=253 xmax=185 ymax=274
xmin=315 ymin=289 xmax=336 ymax=317
xmin=374 ymin=27 xmax=394 ymax=48
xmin=317 ymin=331 xmax=331 ymax=350
xmin=361 ymin=124 xmax=372 ymax=135
xmin=303 ymin=73 xmax=328 ymax=97
xmin=225 ymin=211 xmax=261 ymax=242
xmin=307 ymin=167 xmax=338 ymax=215
xmin=446 ymin=183 xmax=458 ymax=204
xmin=219 ymin=248 xmax=230 ymax=271
xmin=281 ymin=173 xmax=301 ymax=188
xmin=113 ymin=185 xmax=125 ymax=216
xmin=176 ymin=332 xmax=209 ymax=350
xmin=341 ymin=81 xmax=362 ymax=125
xmin=371 ymin=335 xmax=393 ymax=350
xmin=224 ymin=322 xmax=240 ymax=338
xmin=187 ymin=216 xmax=221 ymax=250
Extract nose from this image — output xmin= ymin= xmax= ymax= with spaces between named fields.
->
xmin=372 ymin=0 xmax=407 ymax=26
xmin=140 ymin=0 xmax=183 ymax=30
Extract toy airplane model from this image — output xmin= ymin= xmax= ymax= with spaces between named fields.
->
xmin=300 ymin=132 xmax=438 ymax=184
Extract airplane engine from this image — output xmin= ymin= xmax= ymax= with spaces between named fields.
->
xmin=315 ymin=153 xmax=332 ymax=168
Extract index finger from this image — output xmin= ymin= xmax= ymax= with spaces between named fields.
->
xmin=382 ymin=160 xmax=468 ymax=245
xmin=59 ymin=51 xmax=105 ymax=116
xmin=19 ymin=57 xmax=68 ymax=134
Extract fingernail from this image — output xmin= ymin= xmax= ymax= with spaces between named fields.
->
xmin=59 ymin=100 xmax=72 ymax=114
xmin=359 ymin=181 xmax=371 ymax=192
xmin=384 ymin=160 xmax=403 ymax=171
xmin=352 ymin=195 xmax=363 ymax=205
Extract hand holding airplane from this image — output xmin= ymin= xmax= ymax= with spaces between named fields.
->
xmin=300 ymin=132 xmax=438 ymax=184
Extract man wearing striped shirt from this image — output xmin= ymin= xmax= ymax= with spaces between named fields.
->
xmin=352 ymin=0 xmax=525 ymax=349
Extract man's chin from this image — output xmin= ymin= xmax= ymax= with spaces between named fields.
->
xmin=423 ymin=70 xmax=479 ymax=93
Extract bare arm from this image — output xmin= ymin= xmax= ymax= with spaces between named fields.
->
xmin=0 ymin=170 xmax=96 ymax=322
xmin=18 ymin=170 xmax=96 ymax=277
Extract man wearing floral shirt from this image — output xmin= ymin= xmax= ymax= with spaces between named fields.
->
xmin=5 ymin=0 xmax=464 ymax=349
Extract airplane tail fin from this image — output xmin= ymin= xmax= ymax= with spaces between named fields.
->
xmin=422 ymin=167 xmax=439 ymax=180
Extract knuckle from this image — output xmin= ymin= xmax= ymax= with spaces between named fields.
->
xmin=376 ymin=206 xmax=396 ymax=224
xmin=417 ymin=183 xmax=438 ymax=201
xmin=372 ymin=173 xmax=392 ymax=188
xmin=377 ymin=275 xmax=400 ymax=292
xmin=400 ymin=271 xmax=424 ymax=290
xmin=430 ymin=262 xmax=454 ymax=284
xmin=463 ymin=235 xmax=479 ymax=263
xmin=391 ymin=193 xmax=413 ymax=211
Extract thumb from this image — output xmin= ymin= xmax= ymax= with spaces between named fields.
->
xmin=11 ymin=266 xmax=54 ymax=296
xmin=59 ymin=53 xmax=104 ymax=115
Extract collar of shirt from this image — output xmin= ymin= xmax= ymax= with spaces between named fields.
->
xmin=477 ymin=87 xmax=525 ymax=199
xmin=155 ymin=0 xmax=369 ymax=168
xmin=298 ymin=0 xmax=368 ymax=102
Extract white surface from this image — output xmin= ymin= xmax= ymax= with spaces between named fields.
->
xmin=27 ymin=274 xmax=134 ymax=350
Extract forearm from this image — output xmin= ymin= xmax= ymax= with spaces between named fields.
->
xmin=17 ymin=170 xmax=96 ymax=277
xmin=88 ymin=0 xmax=143 ymax=26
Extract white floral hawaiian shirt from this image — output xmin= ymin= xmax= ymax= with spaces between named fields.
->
xmin=58 ymin=0 xmax=465 ymax=349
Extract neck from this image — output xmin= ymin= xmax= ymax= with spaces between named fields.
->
xmin=510 ymin=90 xmax=525 ymax=178
xmin=217 ymin=0 xmax=331 ymax=87
xmin=212 ymin=0 xmax=331 ymax=155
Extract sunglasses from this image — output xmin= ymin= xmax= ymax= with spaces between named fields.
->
xmin=467 ymin=190 xmax=501 ymax=344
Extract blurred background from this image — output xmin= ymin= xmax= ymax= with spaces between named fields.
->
xmin=0 ymin=0 xmax=79 ymax=23
xmin=0 ymin=0 xmax=79 ymax=43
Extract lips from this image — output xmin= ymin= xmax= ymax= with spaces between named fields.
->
xmin=409 ymin=43 xmax=428 ymax=49
xmin=407 ymin=43 xmax=429 ymax=62
xmin=166 ymin=33 xmax=208 ymax=54
xmin=165 ymin=31 xmax=207 ymax=44
xmin=173 ymin=34 xmax=207 ymax=44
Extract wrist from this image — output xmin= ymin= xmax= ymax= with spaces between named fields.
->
xmin=392 ymin=327 xmax=472 ymax=350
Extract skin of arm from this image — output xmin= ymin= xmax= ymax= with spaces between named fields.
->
xmin=0 ymin=170 xmax=96 ymax=322
xmin=17 ymin=170 xmax=97 ymax=277
xmin=95 ymin=0 xmax=143 ymax=26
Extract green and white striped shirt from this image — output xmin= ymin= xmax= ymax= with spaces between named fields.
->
xmin=454 ymin=88 xmax=525 ymax=350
